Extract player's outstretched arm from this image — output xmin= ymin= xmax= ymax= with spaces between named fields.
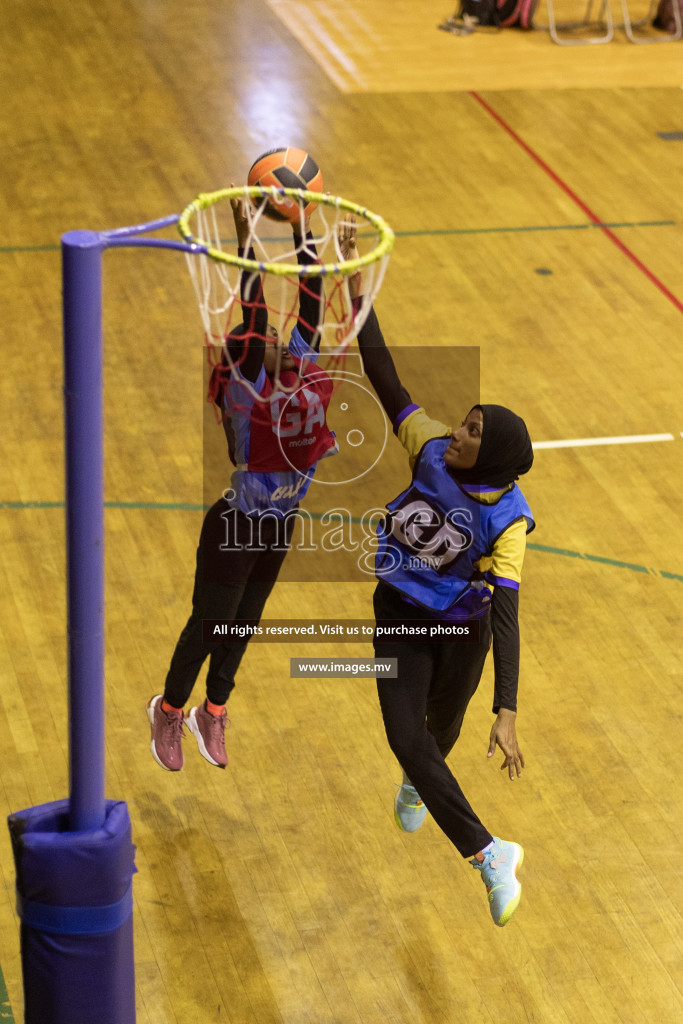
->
xmin=337 ymin=216 xmax=411 ymax=424
xmin=228 ymin=189 xmax=266 ymax=381
xmin=293 ymin=215 xmax=324 ymax=351
xmin=489 ymin=601 xmax=525 ymax=782
xmin=230 ymin=189 xmax=251 ymax=250
xmin=230 ymin=189 xmax=265 ymax=328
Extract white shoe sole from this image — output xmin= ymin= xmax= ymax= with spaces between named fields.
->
xmin=186 ymin=707 xmax=226 ymax=768
xmin=493 ymin=842 xmax=524 ymax=927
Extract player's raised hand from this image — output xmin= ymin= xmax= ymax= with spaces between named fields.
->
xmin=293 ymin=189 xmax=329 ymax=240
xmin=230 ymin=184 xmax=250 ymax=248
xmin=338 ymin=215 xmax=362 ymax=299
xmin=338 ymin=214 xmax=359 ymax=261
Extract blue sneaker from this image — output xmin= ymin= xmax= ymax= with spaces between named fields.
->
xmin=394 ymin=783 xmax=428 ymax=833
xmin=470 ymin=837 xmax=524 ymax=927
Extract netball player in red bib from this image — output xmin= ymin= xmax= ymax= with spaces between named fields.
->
xmin=147 ymin=195 xmax=337 ymax=772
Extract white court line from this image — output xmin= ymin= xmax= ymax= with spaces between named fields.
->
xmin=533 ymin=433 xmax=676 ymax=450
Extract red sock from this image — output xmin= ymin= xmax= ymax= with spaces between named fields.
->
xmin=161 ymin=699 xmax=182 ymax=716
xmin=205 ymin=699 xmax=225 ymax=717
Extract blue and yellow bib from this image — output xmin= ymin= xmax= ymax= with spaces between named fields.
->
xmin=376 ymin=438 xmax=534 ymax=619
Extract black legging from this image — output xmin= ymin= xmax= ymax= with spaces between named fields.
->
xmin=163 ymin=498 xmax=293 ymax=709
xmin=373 ymin=581 xmax=494 ymax=858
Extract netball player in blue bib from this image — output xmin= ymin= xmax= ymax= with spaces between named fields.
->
xmin=340 ymin=217 xmax=534 ymax=928
xmin=147 ymin=195 xmax=337 ymax=773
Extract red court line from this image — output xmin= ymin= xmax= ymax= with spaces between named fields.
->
xmin=469 ymin=90 xmax=683 ymax=315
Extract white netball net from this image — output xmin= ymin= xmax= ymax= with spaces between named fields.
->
xmin=179 ymin=187 xmax=394 ymax=402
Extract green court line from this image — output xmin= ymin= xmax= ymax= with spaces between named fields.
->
xmin=0 ymin=965 xmax=15 ymax=1023
xmin=0 ymin=500 xmax=65 ymax=509
xmin=226 ymin=220 xmax=676 ymax=243
xmin=0 ymin=244 xmax=59 ymax=253
xmin=103 ymin=500 xmax=205 ymax=511
xmin=526 ymin=541 xmax=583 ymax=559
xmin=0 ymin=500 xmax=206 ymax=511
xmin=581 ymin=552 xmax=650 ymax=574
xmin=394 ymin=220 xmax=675 ymax=238
xmin=1 ymin=500 xmax=680 ymax=583
xmin=0 ymin=219 xmax=676 ymax=254
xmin=527 ymin=543 xmax=652 ymax=575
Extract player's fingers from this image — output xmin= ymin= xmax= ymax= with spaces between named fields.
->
xmin=501 ymin=755 xmax=516 ymax=781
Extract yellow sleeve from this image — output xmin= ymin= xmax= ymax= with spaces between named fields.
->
xmin=476 ymin=518 xmax=528 ymax=589
xmin=395 ymin=407 xmax=451 ymax=469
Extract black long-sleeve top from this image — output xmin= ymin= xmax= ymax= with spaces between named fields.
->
xmin=356 ymin=305 xmax=522 ymax=714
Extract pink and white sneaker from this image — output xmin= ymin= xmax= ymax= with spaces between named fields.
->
xmin=147 ymin=694 xmax=184 ymax=771
xmin=186 ymin=700 xmax=228 ymax=768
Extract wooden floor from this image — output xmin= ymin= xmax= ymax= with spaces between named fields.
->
xmin=1 ymin=0 xmax=682 ymax=1021
xmin=268 ymin=0 xmax=683 ymax=91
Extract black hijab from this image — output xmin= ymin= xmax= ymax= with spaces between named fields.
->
xmin=454 ymin=404 xmax=534 ymax=489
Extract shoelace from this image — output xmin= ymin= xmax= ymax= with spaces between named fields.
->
xmin=163 ymin=710 xmax=185 ymax=740
xmin=204 ymin=710 xmax=226 ymax=737
xmin=471 ymin=845 xmax=500 ymax=869
xmin=472 ymin=850 xmax=508 ymax=886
